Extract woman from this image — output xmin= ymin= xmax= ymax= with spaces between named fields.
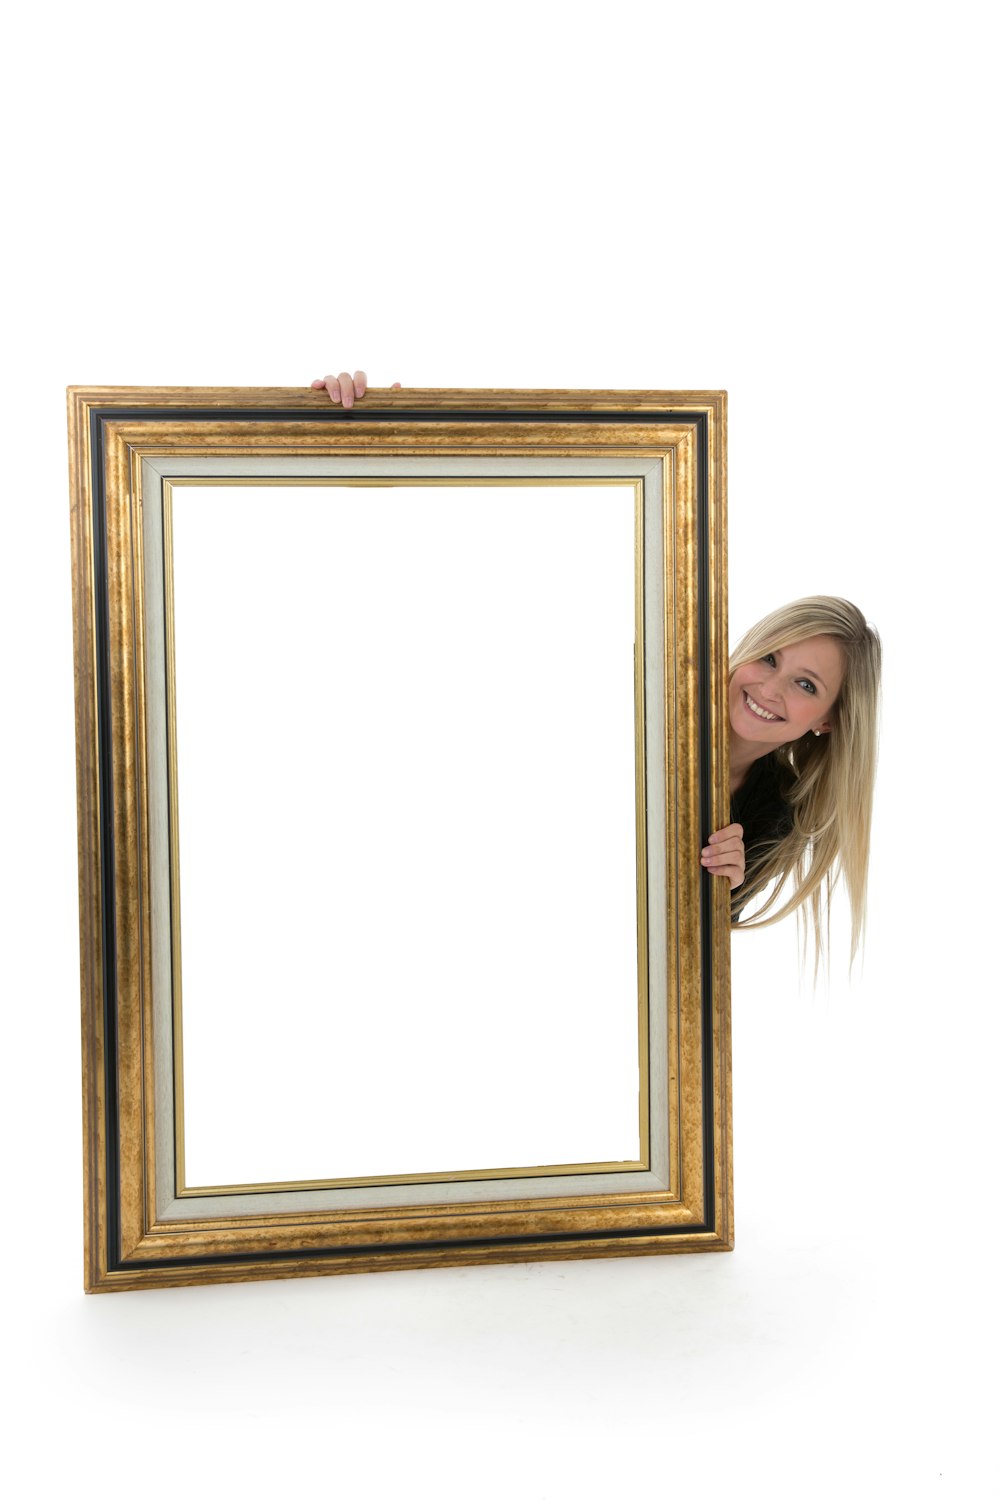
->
xmin=705 ymin=597 xmax=881 ymax=964
xmin=313 ymin=372 xmax=882 ymax=960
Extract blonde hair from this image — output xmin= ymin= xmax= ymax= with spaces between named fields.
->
xmin=730 ymin=596 xmax=881 ymax=967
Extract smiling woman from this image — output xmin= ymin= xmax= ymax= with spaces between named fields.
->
xmin=709 ymin=596 xmax=882 ymax=964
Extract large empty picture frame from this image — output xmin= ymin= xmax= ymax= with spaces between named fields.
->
xmin=67 ymin=385 xmax=731 ymax=1292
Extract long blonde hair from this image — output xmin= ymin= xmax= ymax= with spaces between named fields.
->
xmin=730 ymin=596 xmax=882 ymax=966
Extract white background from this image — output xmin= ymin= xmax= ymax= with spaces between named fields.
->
xmin=3 ymin=3 xmax=996 ymax=1496
xmin=171 ymin=483 xmax=639 ymax=1183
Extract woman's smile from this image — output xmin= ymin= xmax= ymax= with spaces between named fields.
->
xmin=742 ymin=689 xmax=784 ymax=723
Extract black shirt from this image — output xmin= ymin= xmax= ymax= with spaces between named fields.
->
xmin=731 ymin=751 xmax=794 ymax=857
xmin=730 ymin=752 xmax=794 ymax=919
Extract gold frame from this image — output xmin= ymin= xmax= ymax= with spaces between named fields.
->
xmin=68 ymin=385 xmax=731 ymax=1292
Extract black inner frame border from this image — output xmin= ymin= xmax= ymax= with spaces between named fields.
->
xmin=89 ymin=406 xmax=717 ymax=1273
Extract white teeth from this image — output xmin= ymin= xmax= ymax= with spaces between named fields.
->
xmin=745 ymin=692 xmax=778 ymax=721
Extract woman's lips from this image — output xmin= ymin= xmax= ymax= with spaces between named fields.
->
xmin=743 ymin=689 xmax=784 ymax=723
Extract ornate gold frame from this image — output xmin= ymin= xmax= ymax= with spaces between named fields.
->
xmin=68 ymin=385 xmax=730 ymax=1292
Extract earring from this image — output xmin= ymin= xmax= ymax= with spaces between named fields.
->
xmin=813 ymin=729 xmax=822 ymax=736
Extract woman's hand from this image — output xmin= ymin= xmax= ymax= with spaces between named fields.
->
xmin=311 ymin=370 xmax=402 ymax=408
xmin=701 ymin=823 xmax=745 ymax=888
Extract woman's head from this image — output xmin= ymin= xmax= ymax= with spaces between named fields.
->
xmin=730 ymin=596 xmax=881 ymax=759
xmin=730 ymin=633 xmax=844 ymax=749
xmin=729 ymin=596 xmax=882 ymax=965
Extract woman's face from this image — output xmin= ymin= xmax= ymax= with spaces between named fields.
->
xmin=729 ymin=633 xmax=845 ymax=748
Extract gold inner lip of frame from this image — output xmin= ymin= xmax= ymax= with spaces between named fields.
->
xmin=161 ymin=475 xmax=651 ymax=1198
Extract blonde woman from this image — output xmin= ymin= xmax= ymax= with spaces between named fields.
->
xmin=703 ymin=596 xmax=881 ymax=962
xmin=314 ymin=375 xmax=882 ymax=959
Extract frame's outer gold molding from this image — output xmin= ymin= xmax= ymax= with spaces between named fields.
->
xmin=68 ymin=389 xmax=105 ymax=1292
xmin=68 ymin=386 xmax=730 ymax=1292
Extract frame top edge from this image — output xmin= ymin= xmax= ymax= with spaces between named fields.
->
xmin=66 ymin=385 xmax=727 ymax=411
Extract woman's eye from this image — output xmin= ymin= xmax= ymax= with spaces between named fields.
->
xmin=762 ymin=653 xmax=776 ymax=666
xmin=798 ymin=680 xmax=817 ymax=695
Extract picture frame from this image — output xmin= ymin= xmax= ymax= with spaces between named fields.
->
xmin=67 ymin=384 xmax=731 ymax=1291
